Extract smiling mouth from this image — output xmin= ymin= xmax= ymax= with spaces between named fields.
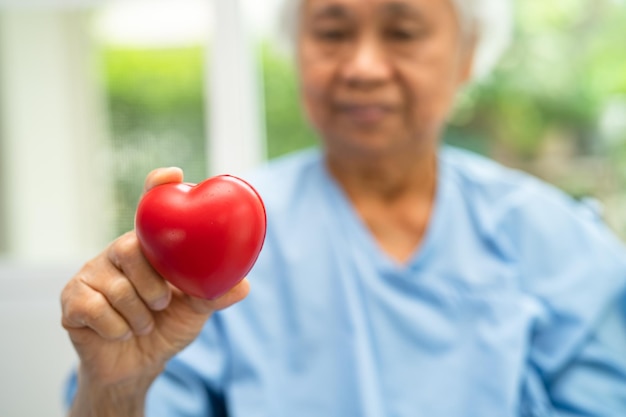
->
xmin=337 ymin=103 xmax=394 ymax=125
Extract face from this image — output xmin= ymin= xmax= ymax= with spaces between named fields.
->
xmin=297 ymin=0 xmax=474 ymax=160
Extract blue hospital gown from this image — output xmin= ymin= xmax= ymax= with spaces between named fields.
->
xmin=67 ymin=146 xmax=626 ymax=416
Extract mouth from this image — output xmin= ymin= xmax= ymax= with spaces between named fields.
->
xmin=336 ymin=103 xmax=395 ymax=125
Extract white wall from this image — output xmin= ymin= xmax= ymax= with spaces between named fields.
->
xmin=0 ymin=10 xmax=113 ymax=263
xmin=0 ymin=263 xmax=80 ymax=417
xmin=208 ymin=0 xmax=266 ymax=176
xmin=0 ymin=9 xmax=111 ymax=417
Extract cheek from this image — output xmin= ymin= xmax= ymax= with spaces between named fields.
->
xmin=398 ymin=56 xmax=461 ymax=130
xmin=299 ymin=71 xmax=323 ymax=125
xmin=298 ymin=61 xmax=336 ymax=125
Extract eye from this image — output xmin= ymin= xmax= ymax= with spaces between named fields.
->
xmin=384 ymin=22 xmax=428 ymax=42
xmin=314 ymin=28 xmax=351 ymax=42
xmin=386 ymin=30 xmax=415 ymax=41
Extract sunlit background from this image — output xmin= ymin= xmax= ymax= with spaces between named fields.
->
xmin=0 ymin=0 xmax=625 ymax=416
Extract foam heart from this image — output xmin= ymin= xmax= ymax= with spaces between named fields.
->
xmin=135 ymin=175 xmax=266 ymax=299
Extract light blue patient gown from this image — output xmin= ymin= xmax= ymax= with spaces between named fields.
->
xmin=66 ymin=147 xmax=626 ymax=416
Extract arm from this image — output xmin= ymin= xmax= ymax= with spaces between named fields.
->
xmin=69 ymin=373 xmax=155 ymax=417
xmin=548 ymin=294 xmax=626 ymax=416
xmin=61 ymin=168 xmax=248 ymax=417
xmin=495 ymin=182 xmax=626 ymax=415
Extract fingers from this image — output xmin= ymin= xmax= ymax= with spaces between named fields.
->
xmin=107 ymin=232 xmax=172 ymax=311
xmin=89 ymin=271 xmax=155 ymax=337
xmin=62 ymin=232 xmax=171 ymax=341
xmin=144 ymin=167 xmax=183 ymax=193
xmin=61 ymin=227 xmax=250 ymax=345
xmin=61 ymin=278 xmax=132 ymax=341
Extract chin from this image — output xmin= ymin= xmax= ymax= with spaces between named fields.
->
xmin=324 ymin=129 xmax=416 ymax=161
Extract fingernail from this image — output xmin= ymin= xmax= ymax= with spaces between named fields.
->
xmin=152 ymin=295 xmax=170 ymax=311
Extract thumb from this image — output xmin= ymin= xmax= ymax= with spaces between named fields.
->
xmin=184 ymin=279 xmax=251 ymax=315
xmin=144 ymin=167 xmax=184 ymax=193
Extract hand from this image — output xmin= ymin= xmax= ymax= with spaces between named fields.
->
xmin=61 ymin=167 xmax=249 ymax=403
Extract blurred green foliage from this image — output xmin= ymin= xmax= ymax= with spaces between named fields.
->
xmin=447 ymin=0 xmax=626 ymax=160
xmin=104 ymin=0 xmax=626 ymax=235
xmin=261 ymin=46 xmax=318 ymax=158
xmin=104 ymin=46 xmax=207 ymax=235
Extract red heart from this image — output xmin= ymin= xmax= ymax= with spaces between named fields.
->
xmin=135 ymin=175 xmax=266 ymax=300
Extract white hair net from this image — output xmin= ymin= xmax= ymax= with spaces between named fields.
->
xmin=280 ymin=0 xmax=514 ymax=81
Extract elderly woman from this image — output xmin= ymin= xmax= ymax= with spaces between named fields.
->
xmin=62 ymin=0 xmax=626 ymax=416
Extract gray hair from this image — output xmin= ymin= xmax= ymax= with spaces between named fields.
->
xmin=451 ymin=0 xmax=514 ymax=79
xmin=279 ymin=0 xmax=514 ymax=81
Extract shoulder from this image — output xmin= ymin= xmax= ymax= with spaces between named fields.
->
xmin=441 ymin=146 xmax=558 ymax=212
xmin=443 ymin=146 xmax=626 ymax=301
xmin=441 ymin=145 xmax=626 ymax=280
xmin=440 ymin=146 xmax=603 ymax=236
xmin=442 ymin=145 xmax=626 ymax=329
xmin=242 ymin=148 xmax=324 ymax=212
xmin=239 ymin=148 xmax=331 ymax=266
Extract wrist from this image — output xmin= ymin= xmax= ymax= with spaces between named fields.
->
xmin=69 ymin=366 xmax=162 ymax=417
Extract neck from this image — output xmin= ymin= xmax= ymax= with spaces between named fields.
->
xmin=324 ymin=142 xmax=439 ymax=264
xmin=325 ymin=143 xmax=438 ymax=204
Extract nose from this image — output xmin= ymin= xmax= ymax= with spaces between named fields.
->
xmin=340 ymin=36 xmax=392 ymax=88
